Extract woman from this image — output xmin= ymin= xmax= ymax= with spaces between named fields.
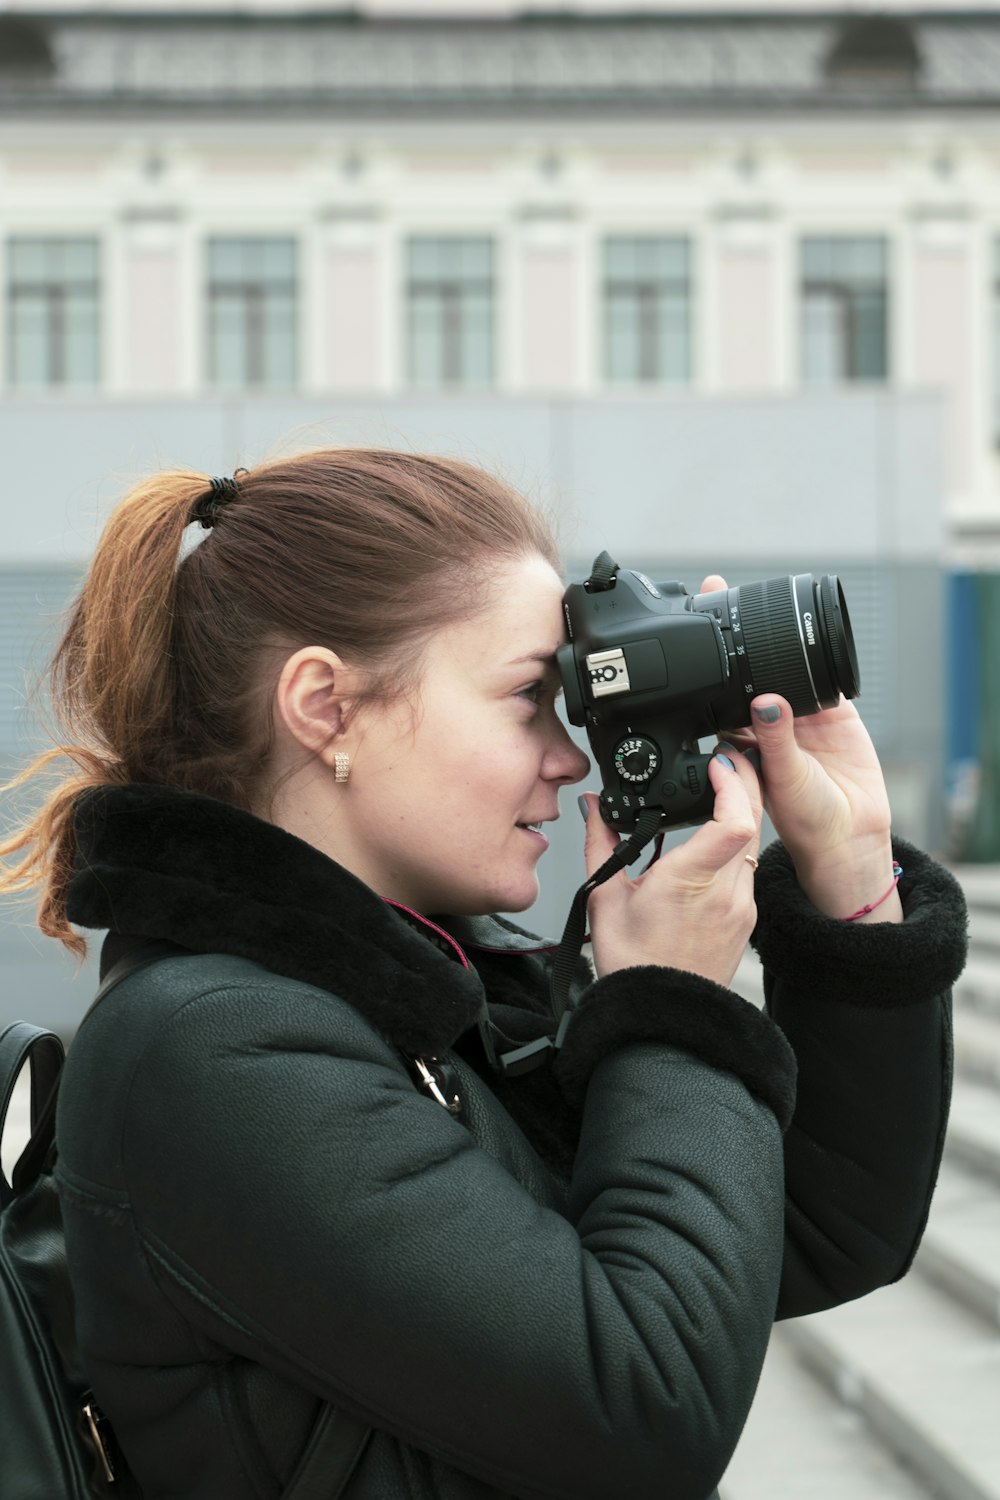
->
xmin=1 ymin=449 xmax=966 ymax=1500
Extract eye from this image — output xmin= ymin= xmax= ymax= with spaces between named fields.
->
xmin=516 ymin=681 xmax=544 ymax=706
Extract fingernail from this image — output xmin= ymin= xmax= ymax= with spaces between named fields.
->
xmin=753 ymin=704 xmax=781 ymax=724
xmin=577 ymin=794 xmax=590 ymax=822
xmin=745 ymin=747 xmax=762 ymax=773
xmin=716 ymin=742 xmax=738 ymax=757
xmin=714 ymin=754 xmax=736 ymax=772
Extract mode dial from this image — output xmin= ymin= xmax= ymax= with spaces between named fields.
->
xmin=613 ymin=736 xmax=661 ymax=785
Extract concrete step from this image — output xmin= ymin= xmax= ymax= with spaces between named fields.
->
xmin=967 ymin=911 xmax=1000 ymax=958
xmin=720 ymin=1323 xmax=940 ymax=1499
xmin=954 ymin=1004 xmax=1000 ymax=1089
xmin=781 ymin=1270 xmax=1000 ymax=1500
xmin=720 ymin=981 xmax=1000 ymax=1498
xmin=957 ymin=955 xmax=1000 ymax=1018
xmin=950 ymin=866 xmax=1000 ymax=912
xmin=918 ymin=1155 xmax=1000 ymax=1329
xmin=947 ymin=1077 xmax=1000 ymax=1186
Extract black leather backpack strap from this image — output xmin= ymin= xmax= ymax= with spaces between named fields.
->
xmin=0 ymin=1021 xmax=64 ymax=1205
xmin=87 ymin=937 xmax=193 ymax=1018
xmin=88 ymin=938 xmax=375 ymax=1500
xmin=281 ymin=1403 xmax=372 ymax=1500
xmin=3 ymin=942 xmax=189 ymax=1201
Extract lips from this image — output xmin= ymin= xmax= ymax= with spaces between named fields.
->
xmin=516 ymin=811 xmax=559 ymax=833
xmin=516 ymin=817 xmax=553 ymax=851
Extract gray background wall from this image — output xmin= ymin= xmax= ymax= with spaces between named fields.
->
xmin=0 ymin=388 xmax=945 ymax=1032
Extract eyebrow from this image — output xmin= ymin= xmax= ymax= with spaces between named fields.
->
xmin=505 ymin=649 xmax=561 ymax=668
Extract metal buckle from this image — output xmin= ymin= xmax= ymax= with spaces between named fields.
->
xmin=82 ymin=1396 xmax=117 ymax=1483
xmin=411 ymin=1055 xmax=462 ymax=1114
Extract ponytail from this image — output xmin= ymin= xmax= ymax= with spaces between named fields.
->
xmin=0 ymin=471 xmax=210 ymax=955
xmin=53 ymin=472 xmax=206 ymax=772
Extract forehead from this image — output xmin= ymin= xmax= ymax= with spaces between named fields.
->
xmin=432 ymin=554 xmax=566 ymax=669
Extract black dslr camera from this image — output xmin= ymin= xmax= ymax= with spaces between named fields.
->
xmin=557 ymin=553 xmax=860 ymax=833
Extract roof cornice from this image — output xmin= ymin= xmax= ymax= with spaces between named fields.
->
xmin=4 ymin=10 xmax=1000 ymax=114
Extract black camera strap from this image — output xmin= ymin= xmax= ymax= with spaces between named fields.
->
xmin=497 ymin=806 xmax=663 ymax=1076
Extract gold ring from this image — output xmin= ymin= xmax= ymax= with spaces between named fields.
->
xmin=745 ymin=854 xmax=759 ymax=871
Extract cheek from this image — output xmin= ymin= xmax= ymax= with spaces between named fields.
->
xmin=411 ymin=715 xmax=540 ymax=809
xmin=481 ymin=728 xmax=541 ymax=786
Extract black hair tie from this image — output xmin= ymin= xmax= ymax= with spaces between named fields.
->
xmin=190 ymin=469 xmax=248 ymax=529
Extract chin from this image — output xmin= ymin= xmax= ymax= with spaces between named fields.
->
xmin=450 ymin=873 xmax=540 ymax=918
xmin=493 ymin=875 xmax=541 ymax=914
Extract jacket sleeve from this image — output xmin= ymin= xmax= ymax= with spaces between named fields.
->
xmin=120 ymin=971 xmax=791 ymax=1500
xmin=749 ymin=836 xmax=967 ymax=1320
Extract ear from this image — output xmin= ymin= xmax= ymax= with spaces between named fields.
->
xmin=274 ymin=646 xmax=357 ymax=764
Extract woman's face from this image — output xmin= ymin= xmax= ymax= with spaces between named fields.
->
xmin=339 ymin=553 xmax=591 ymax=915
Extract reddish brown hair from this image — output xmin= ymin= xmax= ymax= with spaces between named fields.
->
xmin=0 ymin=448 xmax=559 ymax=954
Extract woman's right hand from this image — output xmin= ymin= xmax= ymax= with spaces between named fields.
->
xmin=581 ymin=750 xmax=762 ymax=990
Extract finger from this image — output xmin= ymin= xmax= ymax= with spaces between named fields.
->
xmin=749 ymin=695 xmax=812 ymax=796
xmin=579 ymin=791 xmax=623 ymax=882
xmin=713 ymin=728 xmax=762 ymax=784
xmin=674 ymin=756 xmax=756 ymax=878
xmin=699 ymin=573 xmax=728 ymax=594
xmin=713 ymin=747 xmax=763 ymax=876
xmin=714 ymin=743 xmax=764 ymax=829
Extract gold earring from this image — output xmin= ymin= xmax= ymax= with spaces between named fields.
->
xmin=334 ymin=752 xmax=351 ymax=784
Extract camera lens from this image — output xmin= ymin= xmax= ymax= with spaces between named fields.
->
xmin=696 ymin=573 xmax=860 ymax=721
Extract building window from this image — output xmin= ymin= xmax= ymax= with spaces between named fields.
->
xmin=801 ymin=237 xmax=888 ymax=383
xmin=603 ymin=236 xmax=692 ymax=385
xmin=406 ymin=237 xmax=494 ymax=387
xmin=206 ymin=237 xmax=296 ymax=388
xmin=6 ymin=237 xmax=100 ymax=389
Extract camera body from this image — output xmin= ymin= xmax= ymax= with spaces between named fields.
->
xmin=557 ymin=553 xmax=860 ymax=833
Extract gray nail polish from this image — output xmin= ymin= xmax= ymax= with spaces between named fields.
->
xmin=753 ymin=705 xmax=781 ymax=724
xmin=577 ymin=794 xmax=590 ymax=822
xmin=716 ymin=742 xmax=738 ymax=757
xmin=745 ymin=747 xmax=762 ymax=773
xmin=715 ymin=754 xmax=736 ymax=772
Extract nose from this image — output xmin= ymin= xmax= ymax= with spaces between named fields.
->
xmin=542 ymin=717 xmax=590 ymax=786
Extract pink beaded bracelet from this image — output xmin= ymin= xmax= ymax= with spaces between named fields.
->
xmin=841 ymin=863 xmax=903 ymax=921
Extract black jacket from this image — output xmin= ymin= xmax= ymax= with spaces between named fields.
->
xmin=55 ymin=784 xmax=966 ymax=1500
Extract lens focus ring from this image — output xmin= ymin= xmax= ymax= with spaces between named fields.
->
xmin=736 ymin=578 xmax=817 ymax=715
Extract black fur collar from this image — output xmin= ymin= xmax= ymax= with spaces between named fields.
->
xmin=68 ymin=783 xmax=488 ymax=1057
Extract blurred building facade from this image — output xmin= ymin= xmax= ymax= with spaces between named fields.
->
xmin=0 ymin=3 xmax=997 ymax=1024
xmin=0 ymin=5 xmax=998 ymax=525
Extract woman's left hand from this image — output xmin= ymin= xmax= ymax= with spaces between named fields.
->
xmin=702 ymin=574 xmax=902 ymax=924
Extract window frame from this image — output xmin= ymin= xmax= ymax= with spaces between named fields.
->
xmin=404 ymin=234 xmax=496 ymax=390
xmin=204 ymin=234 xmax=299 ymax=391
xmin=600 ymin=233 xmax=693 ymax=387
xmin=5 ymin=234 xmax=102 ymax=390
xmin=799 ymin=234 xmax=890 ymax=385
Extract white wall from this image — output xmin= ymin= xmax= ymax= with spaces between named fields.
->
xmin=0 ymin=388 xmax=944 ymax=565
